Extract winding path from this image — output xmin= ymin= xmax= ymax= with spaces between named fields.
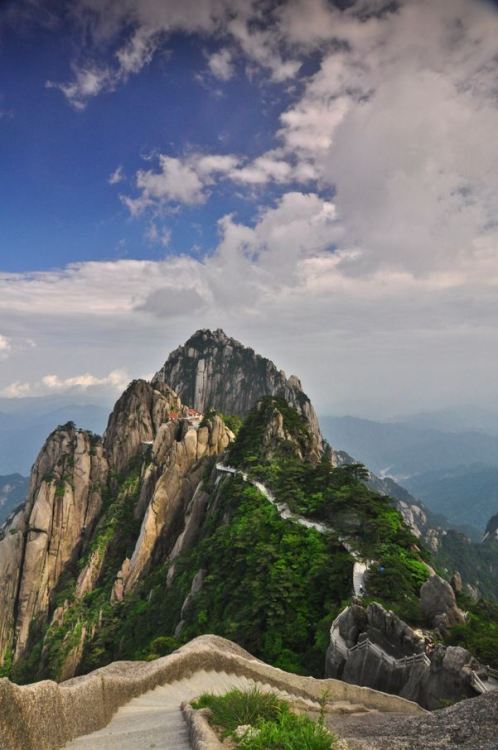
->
xmin=216 ymin=463 xmax=370 ymax=597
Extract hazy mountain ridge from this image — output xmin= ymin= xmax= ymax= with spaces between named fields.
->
xmin=0 ymin=475 xmax=29 ymax=526
xmin=0 ymin=402 xmax=109 ymax=475
xmin=321 ymin=415 xmax=498 ymax=477
xmin=322 ymin=416 xmax=498 ymax=531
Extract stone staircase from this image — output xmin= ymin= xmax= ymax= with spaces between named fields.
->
xmin=65 ymin=669 xmax=326 ymax=749
xmin=0 ymin=635 xmax=424 ymax=750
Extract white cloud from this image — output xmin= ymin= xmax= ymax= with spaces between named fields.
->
xmin=1 ymin=382 xmax=31 ymax=398
xmin=46 ymin=65 xmax=114 ymax=110
xmin=108 ymin=165 xmax=124 ymax=185
xmin=0 ymin=336 xmax=12 ymax=359
xmin=10 ymin=0 xmax=498 ymax=416
xmin=1 ymin=369 xmax=130 ymax=398
xmin=122 ymin=148 xmax=316 ymax=213
xmin=146 ymin=223 xmax=171 ymax=247
xmin=46 ymin=0 xmax=303 ymax=108
xmin=3 ymin=186 xmax=498 ymax=413
xmin=207 ymin=48 xmax=234 ymax=80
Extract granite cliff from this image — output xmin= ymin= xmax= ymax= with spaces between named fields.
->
xmin=152 ymin=328 xmax=323 ymax=458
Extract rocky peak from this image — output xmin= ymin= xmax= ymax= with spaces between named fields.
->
xmin=0 ymin=422 xmax=108 ymax=664
xmin=152 ymin=328 xmax=323 ymax=457
xmin=483 ymin=513 xmax=498 ymax=543
xmin=104 ymin=379 xmax=182 ymax=474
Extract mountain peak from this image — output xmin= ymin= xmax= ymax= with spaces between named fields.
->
xmin=152 ymin=329 xmax=323 ymax=457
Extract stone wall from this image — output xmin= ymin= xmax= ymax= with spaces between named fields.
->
xmin=0 ymin=634 xmax=423 ymax=750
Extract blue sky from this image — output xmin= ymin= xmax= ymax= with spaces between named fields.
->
xmin=2 ymin=0 xmax=498 ymax=418
xmin=1 ymin=12 xmax=299 ymax=271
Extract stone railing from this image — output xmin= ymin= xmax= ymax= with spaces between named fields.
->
xmin=330 ymin=609 xmax=497 ymax=695
xmin=0 ymin=634 xmax=424 ymax=750
xmin=333 ymin=630 xmax=430 ymax=670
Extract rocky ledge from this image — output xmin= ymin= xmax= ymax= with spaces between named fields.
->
xmin=329 ymin=691 xmax=498 ymax=749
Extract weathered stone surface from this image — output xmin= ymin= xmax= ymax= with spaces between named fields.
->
xmin=327 ymin=602 xmax=480 ymax=710
xmin=118 ymin=415 xmax=233 ymax=594
xmin=420 ymin=575 xmax=466 ymax=633
xmin=328 ymin=691 xmax=498 ymax=749
xmin=0 ymin=423 xmax=108 ymax=666
xmin=450 ymin=571 xmax=463 ymax=595
xmin=104 ymin=379 xmax=181 ymax=474
xmin=152 ymin=328 xmax=323 ymax=458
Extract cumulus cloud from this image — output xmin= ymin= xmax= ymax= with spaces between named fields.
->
xmin=108 ymin=165 xmax=124 ymax=185
xmin=122 ymin=148 xmax=316 ymax=212
xmin=1 ymin=369 xmax=130 ymax=398
xmin=7 ymin=0 xmax=498 ymax=415
xmin=46 ymin=0 xmax=301 ymax=108
xmin=274 ymin=0 xmax=498 ymax=281
xmin=207 ymin=48 xmax=234 ymax=80
xmin=5 ymin=187 xmax=498 ymax=413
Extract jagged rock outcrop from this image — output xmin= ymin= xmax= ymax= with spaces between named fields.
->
xmin=0 ymin=363 xmax=235 ymax=679
xmin=326 ymin=601 xmax=484 ymax=709
xmin=0 ymin=423 xmax=108 ymax=666
xmin=152 ymin=328 xmax=323 ymax=457
xmin=104 ymin=379 xmax=182 ymax=474
xmin=420 ymin=575 xmax=466 ymax=635
xmin=117 ymin=413 xmax=232 ymax=594
xmin=483 ymin=512 xmax=498 ymax=543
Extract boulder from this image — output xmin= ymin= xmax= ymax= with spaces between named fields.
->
xmin=420 ymin=575 xmax=466 ymax=633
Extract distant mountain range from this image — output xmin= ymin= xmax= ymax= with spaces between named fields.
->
xmin=0 ymin=474 xmax=29 ymax=525
xmin=0 ymin=398 xmax=109 ymax=475
xmin=404 ymin=464 xmax=498 ymax=533
xmin=320 ymin=416 xmax=498 ymax=532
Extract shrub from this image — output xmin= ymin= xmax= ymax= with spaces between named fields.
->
xmin=239 ymin=710 xmax=335 ymax=750
xmin=193 ymin=688 xmax=336 ymax=749
xmin=192 ymin=688 xmax=286 ymax=736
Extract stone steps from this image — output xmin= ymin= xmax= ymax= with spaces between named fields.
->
xmin=64 ymin=669 xmax=320 ymax=749
xmin=64 ymin=667 xmax=371 ymax=749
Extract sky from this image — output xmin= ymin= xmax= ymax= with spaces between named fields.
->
xmin=2 ymin=0 xmax=498 ymax=418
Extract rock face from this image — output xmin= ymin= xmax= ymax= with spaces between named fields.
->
xmin=0 ymin=423 xmax=108 ymax=666
xmin=104 ymin=379 xmax=182 ymax=474
xmin=420 ymin=575 xmax=466 ymax=634
xmin=118 ymin=412 xmax=232 ymax=594
xmin=483 ymin=512 xmax=498 ymax=543
xmin=326 ymin=601 xmax=482 ymax=709
xmin=152 ymin=328 xmax=323 ymax=455
xmin=0 ymin=370 xmax=234 ymax=678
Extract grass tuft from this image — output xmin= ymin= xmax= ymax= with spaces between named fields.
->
xmin=192 ymin=687 xmax=285 ymax=735
xmin=192 ymin=688 xmax=336 ymax=748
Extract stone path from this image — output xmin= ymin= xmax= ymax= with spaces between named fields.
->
xmin=216 ymin=463 xmax=370 ymax=596
xmin=64 ymin=669 xmax=325 ymax=750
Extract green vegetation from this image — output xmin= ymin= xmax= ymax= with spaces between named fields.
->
xmin=228 ymin=396 xmax=311 ymax=467
xmin=434 ymin=530 xmax=498 ymax=602
xmin=8 ymin=395 xmax=435 ymax=684
xmin=239 ymin=710 xmax=334 ymax=750
xmin=178 ymin=478 xmax=353 ymax=675
xmin=199 ymin=409 xmax=243 ymax=435
xmin=77 ymin=474 xmax=352 ymax=677
xmin=11 ymin=460 xmax=145 ymax=683
xmin=229 ymin=398 xmax=430 ymax=618
xmin=192 ymin=687 xmax=286 ymax=736
xmin=445 ymin=597 xmax=498 ymax=669
xmin=192 ymin=688 xmax=335 ymax=749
